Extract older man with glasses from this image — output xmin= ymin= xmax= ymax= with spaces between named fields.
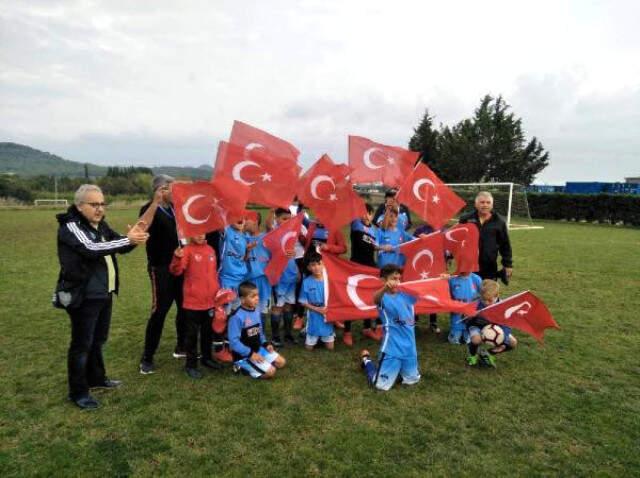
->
xmin=54 ymin=184 xmax=149 ymax=409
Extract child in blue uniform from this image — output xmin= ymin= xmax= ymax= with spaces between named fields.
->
xmin=219 ymin=218 xmax=249 ymax=312
xmin=270 ymin=208 xmax=300 ymax=346
xmin=245 ymin=211 xmax=271 ymax=330
xmin=299 ymin=253 xmax=334 ymax=350
xmin=228 ymin=281 xmax=286 ymax=379
xmin=466 ymin=279 xmax=519 ymax=367
xmin=375 ymin=208 xmax=413 ymax=268
xmin=447 ymin=272 xmax=483 ymax=344
xmin=360 ymin=264 xmax=421 ymax=391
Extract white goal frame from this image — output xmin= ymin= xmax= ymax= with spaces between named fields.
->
xmin=445 ymin=182 xmax=544 ymax=230
xmin=34 ymin=199 xmax=68 ymax=207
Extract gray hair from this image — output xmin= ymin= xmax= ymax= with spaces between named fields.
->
xmin=152 ymin=174 xmax=174 ymax=191
xmin=475 ymin=191 xmax=494 ymax=204
xmin=74 ymin=184 xmax=103 ymax=206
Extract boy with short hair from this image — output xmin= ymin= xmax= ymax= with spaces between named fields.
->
xmin=360 ymin=264 xmax=421 ymax=391
xmin=299 ymin=253 xmax=334 ymax=351
xmin=169 ymin=233 xmax=222 ymax=379
xmin=466 ymin=279 xmax=519 ymax=367
xmin=270 ymin=208 xmax=300 ymax=346
xmin=447 ymin=271 xmax=482 ymax=344
xmin=245 ymin=211 xmax=271 ymax=330
xmin=375 ymin=207 xmax=413 ymax=269
xmin=228 ymin=281 xmax=286 ymax=379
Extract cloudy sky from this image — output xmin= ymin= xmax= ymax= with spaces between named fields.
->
xmin=1 ymin=0 xmax=639 ymax=183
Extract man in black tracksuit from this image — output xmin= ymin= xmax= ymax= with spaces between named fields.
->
xmin=55 ymin=185 xmax=147 ymax=409
xmin=458 ymin=192 xmax=513 ymax=281
xmin=139 ymin=175 xmax=187 ymax=374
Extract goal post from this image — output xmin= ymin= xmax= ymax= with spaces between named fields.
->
xmin=34 ymin=199 xmax=68 ymax=208
xmin=445 ymin=182 xmax=543 ymax=230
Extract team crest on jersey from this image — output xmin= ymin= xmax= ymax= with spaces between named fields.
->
xmin=244 ymin=318 xmax=253 ymax=327
xmin=194 ymin=253 xmax=202 ymax=262
xmin=209 ymin=254 xmax=215 ymax=262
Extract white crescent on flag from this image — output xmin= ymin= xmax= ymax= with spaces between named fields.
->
xmin=411 ymin=249 xmax=434 ymax=273
xmin=243 ymin=142 xmax=264 ymax=161
xmin=346 ymin=274 xmax=377 ymax=311
xmin=363 ymin=147 xmax=385 ymax=170
xmin=505 ymin=301 xmax=533 ymax=319
xmin=422 ymin=294 xmax=442 ymax=304
xmin=182 ymin=194 xmax=210 ymax=225
xmin=280 ymin=231 xmax=297 ymax=254
xmin=310 ymin=175 xmax=336 ymax=200
xmin=445 ymin=227 xmax=468 ymax=245
xmin=412 ymin=178 xmax=436 ymax=201
xmin=232 ymin=160 xmax=261 ymax=186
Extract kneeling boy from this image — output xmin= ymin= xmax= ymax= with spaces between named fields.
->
xmin=360 ymin=264 xmax=421 ymax=391
xmin=228 ymin=281 xmax=286 ymax=379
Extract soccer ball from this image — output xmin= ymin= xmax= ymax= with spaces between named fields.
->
xmin=481 ymin=324 xmax=505 ymax=347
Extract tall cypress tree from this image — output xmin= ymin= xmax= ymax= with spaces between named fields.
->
xmin=408 ymin=109 xmax=440 ymax=172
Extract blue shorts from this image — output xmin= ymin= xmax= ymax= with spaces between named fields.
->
xmin=374 ymin=354 xmax=421 ymax=391
xmin=273 ymin=281 xmax=296 ymax=307
xmin=234 ymin=347 xmax=280 ymax=379
xmin=220 ymin=277 xmax=242 ymax=312
xmin=469 ymin=325 xmax=512 ymax=346
xmin=247 ymin=275 xmax=271 ymax=314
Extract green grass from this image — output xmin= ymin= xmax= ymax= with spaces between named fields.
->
xmin=1 ymin=209 xmax=639 ymax=477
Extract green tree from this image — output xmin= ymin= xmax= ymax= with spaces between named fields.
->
xmin=408 ymin=109 xmax=440 ymax=172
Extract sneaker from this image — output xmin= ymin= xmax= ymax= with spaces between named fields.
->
xmin=212 ymin=348 xmax=233 ymax=363
xmin=271 ymin=336 xmax=283 ymax=348
xmin=293 ymin=316 xmax=304 ymax=330
xmin=429 ymin=323 xmax=441 ymax=334
xmin=284 ymin=334 xmax=298 ymax=345
xmin=335 ymin=321 xmax=345 ymax=329
xmin=466 ymin=355 xmax=479 ymax=366
xmin=69 ymin=395 xmax=100 ymax=410
xmin=360 ymin=349 xmax=371 ymax=369
xmin=479 ymin=349 xmax=497 ymax=368
xmin=139 ymin=360 xmax=156 ymax=375
xmin=362 ymin=328 xmax=379 ymax=341
xmin=343 ymin=332 xmax=353 ymax=347
xmin=172 ymin=347 xmax=186 ymax=359
xmin=90 ymin=379 xmax=122 ymax=390
xmin=185 ymin=367 xmax=203 ymax=379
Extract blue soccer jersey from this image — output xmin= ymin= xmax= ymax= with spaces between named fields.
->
xmin=228 ymin=306 xmax=267 ymax=360
xmin=378 ymin=292 xmax=418 ymax=358
xmin=449 ymin=273 xmax=482 ymax=303
xmin=375 ymin=227 xmax=413 ymax=268
xmin=299 ymin=275 xmax=333 ymax=337
xmin=246 ymin=232 xmax=270 ymax=279
xmin=219 ymin=226 xmax=248 ymax=282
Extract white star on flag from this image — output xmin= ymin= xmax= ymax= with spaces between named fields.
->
xmin=386 ymin=156 xmax=395 ymax=165
xmin=329 ymin=193 xmax=338 ymax=201
xmin=420 ymin=271 xmax=430 ymax=279
xmin=261 ymin=172 xmax=272 ymax=182
xmin=432 ymin=194 xmax=440 ymax=204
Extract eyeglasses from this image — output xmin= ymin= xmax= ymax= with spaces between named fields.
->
xmin=84 ymin=202 xmax=108 ymax=209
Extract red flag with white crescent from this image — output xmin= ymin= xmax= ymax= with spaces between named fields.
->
xmin=397 ymin=279 xmax=478 ymax=316
xmin=398 ymin=232 xmax=446 ymax=281
xmin=396 ymin=162 xmax=465 ymax=229
xmin=475 ymin=291 xmax=559 ymax=343
xmin=213 ymin=140 xmax=301 ymax=209
xmin=230 ymin=120 xmax=300 ymax=163
xmin=172 ymin=178 xmax=249 ymax=237
xmin=348 ymin=136 xmax=418 ymax=187
xmin=263 ymin=213 xmax=305 ymax=285
xmin=297 ymin=154 xmax=366 ymax=232
xmin=444 ymin=223 xmax=480 ymax=274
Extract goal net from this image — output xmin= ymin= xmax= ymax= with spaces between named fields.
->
xmin=34 ymin=199 xmax=68 ymax=208
xmin=446 ymin=183 xmax=543 ymax=230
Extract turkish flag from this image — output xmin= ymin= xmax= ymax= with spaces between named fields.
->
xmin=443 ymin=223 xmax=479 ymax=274
xmin=396 ymin=163 xmax=466 ymax=229
xmin=398 ymin=279 xmax=478 ymax=316
xmin=398 ymin=232 xmax=446 ymax=281
xmin=322 ymin=253 xmax=382 ymax=322
xmin=348 ymin=136 xmax=418 ymax=187
xmin=213 ymin=140 xmax=301 ymax=209
xmin=263 ymin=213 xmax=305 ymax=285
xmin=172 ymin=178 xmax=249 ymax=238
xmin=297 ymin=154 xmax=367 ymax=232
xmin=476 ymin=291 xmax=559 ymax=343
xmin=229 ymin=120 xmax=300 ymax=163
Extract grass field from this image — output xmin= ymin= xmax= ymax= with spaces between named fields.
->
xmin=1 ymin=208 xmax=639 ymax=477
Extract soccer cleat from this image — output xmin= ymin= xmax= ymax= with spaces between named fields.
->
xmin=479 ymin=349 xmax=497 ymax=368
xmin=284 ymin=334 xmax=298 ymax=345
xmin=90 ymin=379 xmax=122 ymax=390
xmin=172 ymin=347 xmax=186 ymax=359
xmin=139 ymin=361 xmax=156 ymax=375
xmin=212 ymin=348 xmax=233 ymax=363
xmin=69 ymin=395 xmax=100 ymax=410
xmin=430 ymin=323 xmax=441 ymax=334
xmin=335 ymin=321 xmax=345 ymax=329
xmin=271 ymin=336 xmax=283 ymax=348
xmin=466 ymin=354 xmax=479 ymax=366
xmin=343 ymin=332 xmax=353 ymax=347
xmin=293 ymin=316 xmax=304 ymax=330
xmin=185 ymin=367 xmax=203 ymax=379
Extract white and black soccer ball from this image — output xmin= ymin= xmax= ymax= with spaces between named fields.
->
xmin=481 ymin=324 xmax=505 ymax=347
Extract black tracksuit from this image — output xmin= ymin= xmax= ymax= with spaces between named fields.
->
xmin=459 ymin=211 xmax=513 ymax=280
xmin=55 ymin=206 xmax=135 ymax=399
xmin=140 ymin=202 xmax=186 ymax=362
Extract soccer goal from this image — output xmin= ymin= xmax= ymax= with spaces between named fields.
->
xmin=34 ymin=199 xmax=68 ymax=208
xmin=446 ymin=182 xmax=543 ymax=230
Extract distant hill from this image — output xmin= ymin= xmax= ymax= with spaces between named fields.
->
xmin=0 ymin=142 xmax=213 ymax=179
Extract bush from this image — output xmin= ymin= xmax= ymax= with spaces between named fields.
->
xmin=528 ymin=193 xmax=640 ymax=226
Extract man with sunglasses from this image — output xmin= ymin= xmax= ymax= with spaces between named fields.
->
xmin=55 ymin=184 xmax=148 ymax=409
